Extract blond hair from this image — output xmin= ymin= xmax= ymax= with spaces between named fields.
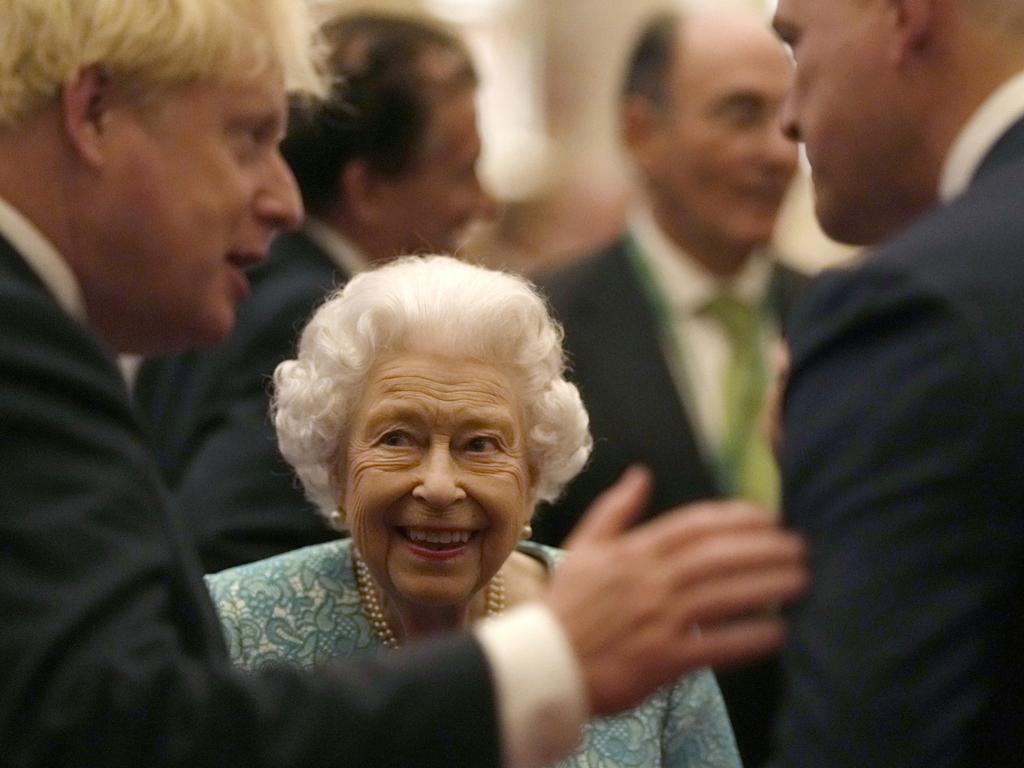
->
xmin=0 ymin=0 xmax=326 ymax=128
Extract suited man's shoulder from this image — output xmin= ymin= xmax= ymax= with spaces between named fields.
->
xmin=0 ymin=240 xmax=129 ymax=403
xmin=793 ymin=164 xmax=1024 ymax=340
xmin=534 ymin=237 xmax=632 ymax=310
xmin=237 ymin=230 xmax=345 ymax=340
xmin=768 ymin=256 xmax=812 ymax=295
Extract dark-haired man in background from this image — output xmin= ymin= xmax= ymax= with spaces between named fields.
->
xmin=136 ymin=11 xmax=494 ymax=572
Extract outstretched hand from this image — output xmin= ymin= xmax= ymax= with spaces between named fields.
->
xmin=543 ymin=465 xmax=807 ymax=716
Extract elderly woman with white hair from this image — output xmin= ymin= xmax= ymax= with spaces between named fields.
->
xmin=207 ymin=255 xmax=742 ymax=767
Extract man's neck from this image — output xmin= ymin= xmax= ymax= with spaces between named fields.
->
xmin=322 ymin=208 xmax=402 ymax=265
xmin=649 ymin=204 xmax=753 ymax=278
xmin=924 ymin=13 xmax=1024 ymax=198
xmin=0 ymin=116 xmax=90 ymax=323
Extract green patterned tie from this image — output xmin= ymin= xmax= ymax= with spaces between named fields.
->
xmin=703 ymin=294 xmax=779 ymax=509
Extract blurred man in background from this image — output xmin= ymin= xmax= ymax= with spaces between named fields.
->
xmin=535 ymin=9 xmax=805 ymax=766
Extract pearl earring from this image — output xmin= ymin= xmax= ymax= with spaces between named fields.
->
xmin=520 ymin=523 xmax=533 ymax=540
xmin=328 ymin=505 xmax=346 ymax=529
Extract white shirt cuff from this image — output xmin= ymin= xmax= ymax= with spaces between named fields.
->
xmin=474 ymin=603 xmax=588 ymax=768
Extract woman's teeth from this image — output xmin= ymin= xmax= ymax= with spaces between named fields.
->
xmin=405 ymin=528 xmax=472 ymax=545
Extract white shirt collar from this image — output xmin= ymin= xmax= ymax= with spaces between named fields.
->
xmin=939 ymin=68 xmax=1024 ymax=201
xmin=0 ymin=196 xmax=87 ymax=322
xmin=301 ymin=217 xmax=371 ymax=277
xmin=628 ymin=205 xmax=772 ymax=315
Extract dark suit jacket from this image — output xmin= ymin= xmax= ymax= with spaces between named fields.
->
xmin=533 ymin=236 xmax=808 ymax=768
xmin=775 ymin=119 xmax=1024 ymax=767
xmin=135 ymin=230 xmax=344 ymax=572
xmin=0 ymin=237 xmax=498 ymax=767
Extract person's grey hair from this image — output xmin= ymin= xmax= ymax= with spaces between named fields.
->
xmin=273 ymin=254 xmax=593 ymax=519
xmin=0 ymin=0 xmax=325 ymax=129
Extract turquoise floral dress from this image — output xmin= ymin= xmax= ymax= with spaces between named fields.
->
xmin=207 ymin=539 xmax=741 ymax=768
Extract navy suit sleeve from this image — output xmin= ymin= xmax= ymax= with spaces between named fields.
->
xmin=774 ymin=265 xmax=1022 ymax=768
xmin=0 ymin=257 xmax=499 ymax=768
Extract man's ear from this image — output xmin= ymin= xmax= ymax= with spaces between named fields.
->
xmin=888 ymin=0 xmax=936 ymax=65
xmin=621 ymin=95 xmax=665 ymax=174
xmin=61 ymin=65 xmax=115 ymax=168
xmin=339 ymin=159 xmax=385 ymax=226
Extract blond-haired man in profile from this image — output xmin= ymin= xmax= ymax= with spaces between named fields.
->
xmin=135 ymin=11 xmax=496 ymax=573
xmin=0 ymin=2 xmax=808 ymax=766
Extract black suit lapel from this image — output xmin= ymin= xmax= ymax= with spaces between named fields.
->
xmin=0 ymin=233 xmax=48 ymax=289
xmin=975 ymin=114 xmax=1024 ymax=184
xmin=767 ymin=260 xmax=813 ymax=333
xmin=0 ymin=234 xmax=129 ymax=393
xmin=565 ymin=242 xmax=718 ymax=511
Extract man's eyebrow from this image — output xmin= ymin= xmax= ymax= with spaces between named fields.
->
xmin=714 ymin=90 xmax=767 ymax=109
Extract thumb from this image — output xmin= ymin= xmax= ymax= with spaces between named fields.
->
xmin=564 ymin=465 xmax=653 ymax=548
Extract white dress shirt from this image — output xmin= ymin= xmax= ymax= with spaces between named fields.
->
xmin=301 ymin=216 xmax=371 ymax=276
xmin=0 ymin=196 xmax=86 ymax=322
xmin=940 ymin=68 xmax=1024 ymax=202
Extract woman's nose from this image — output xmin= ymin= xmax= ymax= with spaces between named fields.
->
xmin=412 ymin=444 xmax=466 ymax=508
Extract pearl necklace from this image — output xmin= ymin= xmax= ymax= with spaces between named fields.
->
xmin=352 ymin=549 xmax=506 ymax=650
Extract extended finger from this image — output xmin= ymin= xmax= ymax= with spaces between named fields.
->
xmin=619 ymin=499 xmax=784 ymax=558
xmin=678 ymin=563 xmax=809 ymax=627
xmin=661 ymin=528 xmax=807 ymax=589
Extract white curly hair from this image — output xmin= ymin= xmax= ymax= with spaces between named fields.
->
xmin=273 ymin=254 xmax=592 ymax=520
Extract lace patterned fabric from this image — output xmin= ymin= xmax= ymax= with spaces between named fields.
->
xmin=208 ymin=539 xmax=741 ymax=768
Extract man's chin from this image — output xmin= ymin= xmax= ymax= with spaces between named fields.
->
xmin=140 ymin=310 xmax=238 ymax=356
xmin=816 ymin=201 xmax=892 ymax=247
xmin=192 ymin=311 xmax=238 ymax=350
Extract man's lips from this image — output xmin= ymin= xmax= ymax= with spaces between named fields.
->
xmin=225 ymin=251 xmax=264 ymax=302
xmin=227 ymin=250 xmax=265 ymax=270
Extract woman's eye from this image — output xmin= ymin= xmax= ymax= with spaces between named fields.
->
xmin=380 ymin=431 xmax=410 ymax=447
xmin=465 ymin=435 xmax=498 ymax=453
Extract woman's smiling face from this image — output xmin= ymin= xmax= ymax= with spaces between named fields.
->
xmin=341 ymin=351 xmax=535 ymax=620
